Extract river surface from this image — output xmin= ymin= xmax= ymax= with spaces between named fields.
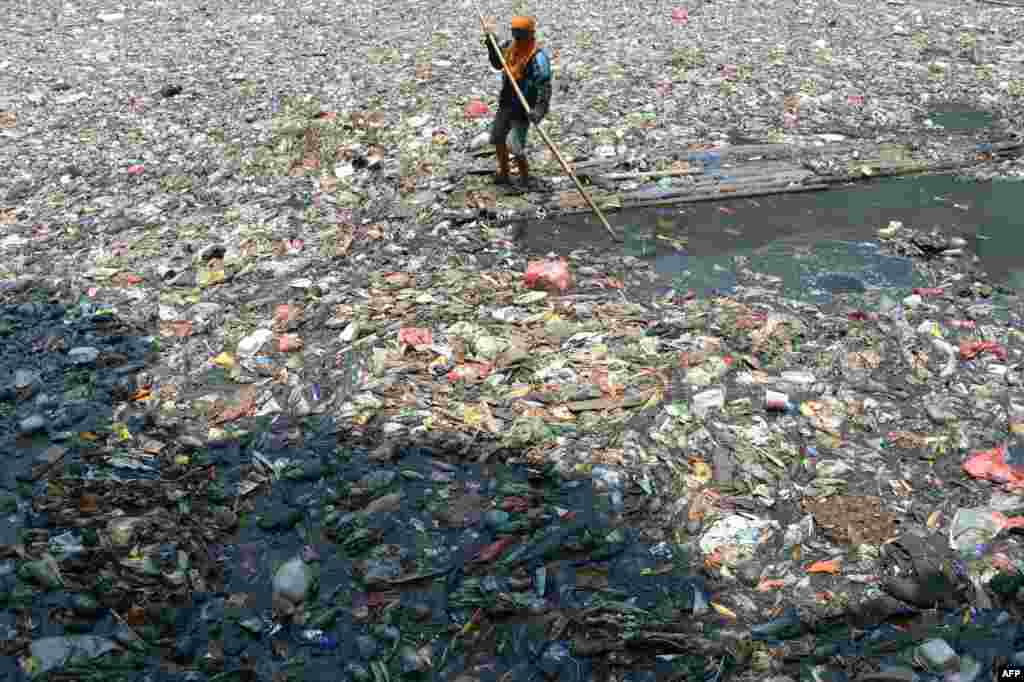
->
xmin=522 ymin=104 xmax=1024 ymax=304
xmin=521 ymin=171 xmax=1024 ymax=308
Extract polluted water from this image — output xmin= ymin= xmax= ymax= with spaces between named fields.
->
xmin=520 ymin=171 xmax=1024 ymax=313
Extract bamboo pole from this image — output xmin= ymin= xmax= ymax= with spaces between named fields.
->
xmin=477 ymin=11 xmax=621 ymax=242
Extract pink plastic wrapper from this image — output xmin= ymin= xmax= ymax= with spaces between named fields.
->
xmin=524 ymin=258 xmax=573 ymax=293
xmin=671 ymin=7 xmax=689 ymax=24
xmin=960 ymin=340 xmax=1008 ymax=362
xmin=446 ymin=362 xmax=493 ymax=383
xmin=398 ymin=327 xmax=433 ymax=347
xmin=962 ymin=445 xmax=1024 ymax=490
xmin=464 ymin=100 xmax=490 ymax=119
xmin=278 ymin=334 xmax=303 ymax=352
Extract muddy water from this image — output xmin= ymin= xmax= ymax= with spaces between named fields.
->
xmin=519 ymin=172 xmax=1024 ymax=307
xmin=926 ymin=102 xmax=998 ymax=131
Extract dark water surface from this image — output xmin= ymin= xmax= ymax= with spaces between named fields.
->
xmin=520 ymin=172 xmax=1024 ymax=302
xmin=926 ymin=102 xmax=998 ymax=132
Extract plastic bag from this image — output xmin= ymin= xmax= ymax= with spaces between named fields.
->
xmin=959 ymin=340 xmax=1007 ymax=361
xmin=398 ymin=327 xmax=433 ymax=347
xmin=464 ymin=100 xmax=490 ymax=119
xmin=949 ymin=508 xmax=1010 ymax=556
xmin=962 ymin=446 xmax=1024 ymax=489
xmin=524 ymin=258 xmax=572 ymax=293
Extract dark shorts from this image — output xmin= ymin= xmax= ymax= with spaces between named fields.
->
xmin=489 ymin=107 xmax=531 ymax=158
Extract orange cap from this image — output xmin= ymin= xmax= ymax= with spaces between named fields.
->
xmin=510 ymin=15 xmax=536 ymax=31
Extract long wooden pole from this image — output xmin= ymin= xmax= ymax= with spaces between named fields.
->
xmin=477 ymin=12 xmax=621 ymax=242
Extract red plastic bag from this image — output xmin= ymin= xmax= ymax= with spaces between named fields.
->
xmin=959 ymin=340 xmax=1008 ymax=362
xmin=999 ymin=512 xmax=1024 ymax=530
xmin=963 ymin=446 xmax=1024 ymax=489
xmin=524 ymin=258 xmax=573 ymax=293
xmin=464 ymin=100 xmax=490 ymax=119
xmin=913 ymin=287 xmax=944 ymax=297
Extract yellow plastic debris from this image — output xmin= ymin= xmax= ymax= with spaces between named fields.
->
xmin=113 ymin=422 xmax=131 ymax=441
xmin=213 ymin=352 xmax=236 ymax=369
xmin=711 ymin=602 xmax=738 ymax=620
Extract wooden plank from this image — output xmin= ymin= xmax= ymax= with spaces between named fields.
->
xmin=813 ymin=160 xmax=966 ymax=185
xmin=703 ymin=173 xmax=807 ymax=186
xmin=690 ymin=170 xmax=814 ymax=186
xmin=569 ymin=156 xmax=626 ymax=171
xmin=536 ymin=179 xmax=830 ymax=214
xmin=596 ymin=168 xmax=701 ymax=181
xmin=720 ymin=159 xmax=802 ymax=173
xmin=710 ymin=142 xmax=855 ymax=161
xmin=569 ymin=166 xmax=815 ymax=204
xmin=622 ymin=182 xmax=832 ymax=208
xmin=711 ymin=144 xmax=796 ymax=159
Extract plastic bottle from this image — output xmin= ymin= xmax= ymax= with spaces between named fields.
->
xmin=765 ymin=390 xmax=796 ymax=414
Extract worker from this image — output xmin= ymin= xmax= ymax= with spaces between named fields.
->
xmin=481 ymin=15 xmax=552 ymax=191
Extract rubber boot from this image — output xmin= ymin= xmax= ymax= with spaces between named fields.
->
xmin=495 ymin=143 xmax=511 ymax=184
xmin=514 ymin=157 xmax=530 ymax=186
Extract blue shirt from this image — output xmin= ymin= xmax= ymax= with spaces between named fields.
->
xmin=486 ymin=39 xmax=553 ymax=121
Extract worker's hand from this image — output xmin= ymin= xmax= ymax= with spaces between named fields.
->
xmin=481 ymin=16 xmax=497 ymax=36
